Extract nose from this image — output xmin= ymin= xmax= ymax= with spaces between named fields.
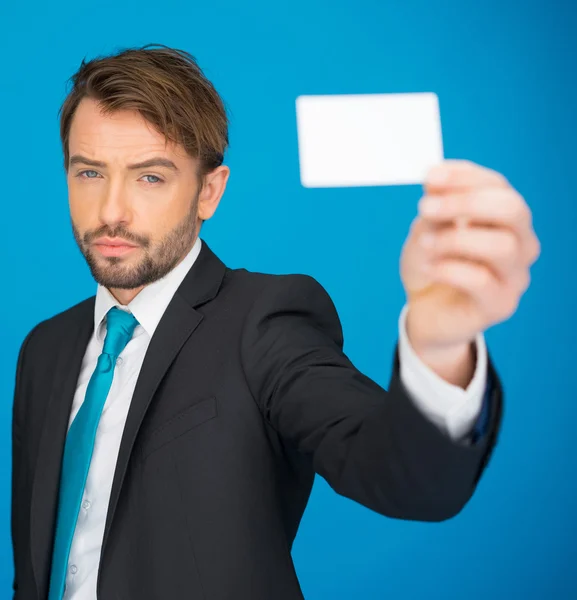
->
xmin=98 ymin=179 xmax=133 ymax=227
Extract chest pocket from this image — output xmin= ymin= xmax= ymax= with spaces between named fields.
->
xmin=138 ymin=395 xmax=217 ymax=460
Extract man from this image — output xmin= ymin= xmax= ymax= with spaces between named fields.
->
xmin=11 ymin=43 xmax=540 ymax=600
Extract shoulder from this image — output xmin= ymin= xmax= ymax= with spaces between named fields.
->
xmin=224 ymin=267 xmax=337 ymax=313
xmin=226 ymin=267 xmax=343 ymax=347
xmin=20 ymin=296 xmax=94 ymax=351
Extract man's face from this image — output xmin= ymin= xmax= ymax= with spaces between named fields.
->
xmin=67 ymin=97 xmax=204 ymax=291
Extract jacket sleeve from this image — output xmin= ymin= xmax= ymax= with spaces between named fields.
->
xmin=240 ymin=274 xmax=503 ymax=522
xmin=11 ymin=324 xmax=41 ymax=597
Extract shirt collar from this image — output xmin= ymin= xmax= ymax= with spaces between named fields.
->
xmin=94 ymin=236 xmax=202 ymax=342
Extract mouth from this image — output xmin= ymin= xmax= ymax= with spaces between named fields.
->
xmin=93 ymin=238 xmax=139 ymax=257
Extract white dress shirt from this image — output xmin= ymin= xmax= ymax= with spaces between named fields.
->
xmin=62 ymin=236 xmax=487 ymax=599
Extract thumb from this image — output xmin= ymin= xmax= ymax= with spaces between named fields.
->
xmin=402 ymin=217 xmax=469 ymax=305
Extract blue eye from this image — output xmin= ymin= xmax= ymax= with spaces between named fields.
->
xmin=78 ymin=170 xmax=100 ymax=179
xmin=143 ymin=175 xmax=162 ymax=184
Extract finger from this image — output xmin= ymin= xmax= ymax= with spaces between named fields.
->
xmin=407 ymin=214 xmax=454 ymax=239
xmin=420 ymin=189 xmax=541 ymax=266
xmin=430 ymin=258 xmax=528 ymax=323
xmin=429 ymin=258 xmax=501 ymax=311
xmin=402 ymin=218 xmax=435 ymax=293
xmin=424 ymin=159 xmax=509 ymax=194
xmin=418 ymin=189 xmax=533 ymax=243
xmin=404 ymin=216 xmax=454 ymax=271
xmin=419 ymin=225 xmax=520 ymax=279
xmin=511 ymin=268 xmax=531 ymax=296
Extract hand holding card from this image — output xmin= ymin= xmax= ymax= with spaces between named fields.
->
xmin=401 ymin=160 xmax=539 ymax=377
xmin=296 ymin=94 xmax=539 ymax=386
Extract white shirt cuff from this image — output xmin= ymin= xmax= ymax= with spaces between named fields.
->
xmin=397 ymin=304 xmax=488 ymax=440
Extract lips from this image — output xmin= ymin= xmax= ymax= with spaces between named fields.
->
xmin=94 ymin=237 xmax=138 ymax=247
xmin=93 ymin=237 xmax=139 ymax=258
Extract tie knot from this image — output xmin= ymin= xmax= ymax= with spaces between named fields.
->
xmin=102 ymin=307 xmax=139 ymax=358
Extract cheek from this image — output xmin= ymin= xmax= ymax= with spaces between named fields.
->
xmin=136 ymin=205 xmax=171 ymax=236
xmin=68 ymin=180 xmax=97 ymax=222
xmin=68 ymin=192 xmax=89 ymax=228
xmin=141 ymin=193 xmax=192 ymax=230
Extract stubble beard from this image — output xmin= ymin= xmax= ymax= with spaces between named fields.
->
xmin=72 ymin=192 xmax=200 ymax=290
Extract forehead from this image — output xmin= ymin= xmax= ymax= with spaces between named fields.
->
xmin=68 ymin=97 xmax=189 ymax=163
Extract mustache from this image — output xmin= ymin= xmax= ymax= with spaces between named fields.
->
xmin=86 ymin=228 xmax=150 ymax=248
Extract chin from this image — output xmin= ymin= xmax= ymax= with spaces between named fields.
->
xmin=89 ymin=259 xmax=136 ymax=287
xmin=93 ymin=273 xmax=143 ymax=290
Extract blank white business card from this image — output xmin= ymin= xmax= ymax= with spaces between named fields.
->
xmin=295 ymin=92 xmax=444 ymax=187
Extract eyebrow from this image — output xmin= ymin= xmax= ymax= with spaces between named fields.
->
xmin=69 ymin=154 xmax=179 ymax=172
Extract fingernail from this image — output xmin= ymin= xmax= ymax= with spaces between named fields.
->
xmin=419 ymin=198 xmax=441 ymax=215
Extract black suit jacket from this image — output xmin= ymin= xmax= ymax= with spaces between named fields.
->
xmin=11 ymin=240 xmax=503 ymax=599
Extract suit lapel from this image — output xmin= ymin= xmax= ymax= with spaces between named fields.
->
xmin=95 ymin=240 xmax=227 ymax=594
xmin=30 ymin=239 xmax=227 ymax=600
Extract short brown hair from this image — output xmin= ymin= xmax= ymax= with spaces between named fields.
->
xmin=58 ymin=43 xmax=229 ymax=188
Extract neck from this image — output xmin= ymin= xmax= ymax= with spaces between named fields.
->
xmin=109 ymin=285 xmax=145 ymax=306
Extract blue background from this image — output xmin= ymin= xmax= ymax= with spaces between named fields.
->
xmin=1 ymin=0 xmax=576 ymax=597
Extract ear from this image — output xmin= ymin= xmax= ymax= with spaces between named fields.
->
xmin=197 ymin=165 xmax=230 ymax=221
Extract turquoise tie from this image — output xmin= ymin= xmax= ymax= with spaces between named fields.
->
xmin=48 ymin=307 xmax=139 ymax=600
